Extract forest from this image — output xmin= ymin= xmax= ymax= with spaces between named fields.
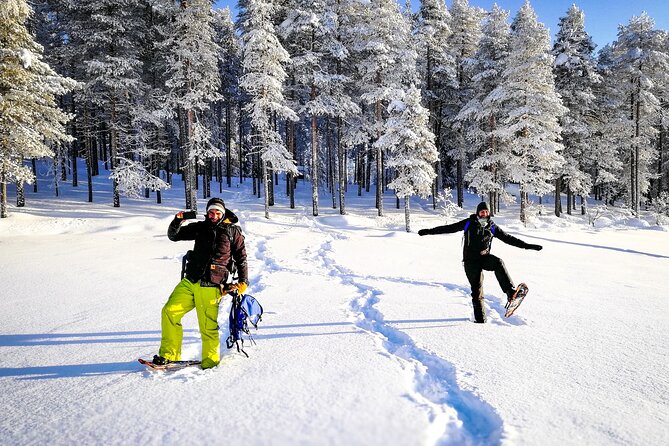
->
xmin=2 ymin=0 xmax=669 ymax=226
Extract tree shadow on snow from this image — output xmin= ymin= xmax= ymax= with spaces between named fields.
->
xmin=0 ymin=330 xmax=199 ymax=347
xmin=0 ymin=362 xmax=141 ymax=380
xmin=517 ymin=233 xmax=669 ymax=259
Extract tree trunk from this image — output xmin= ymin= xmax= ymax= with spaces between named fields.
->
xmin=263 ymin=160 xmax=270 ymax=219
xmin=338 ymin=118 xmax=346 ymax=215
xmin=84 ymin=106 xmax=93 ymax=202
xmin=16 ymin=181 xmax=25 ymax=207
xmin=311 ymin=85 xmax=319 ymax=216
xmin=405 ymin=196 xmax=411 ymax=232
xmin=457 ymin=159 xmax=463 ymax=208
xmin=110 ymin=98 xmax=120 ymax=208
xmin=31 ymin=159 xmax=37 ymax=193
xmin=554 ymin=177 xmax=561 ymax=217
xmin=71 ymin=100 xmax=78 ymax=187
xmin=239 ymin=102 xmax=244 ymax=185
xmin=0 ymin=161 xmax=7 ymax=218
xmin=520 ymin=191 xmax=528 ymax=224
xmin=225 ymin=102 xmax=232 ymax=187
xmin=186 ymin=109 xmax=198 ymax=212
xmin=328 ymin=120 xmax=336 ymax=209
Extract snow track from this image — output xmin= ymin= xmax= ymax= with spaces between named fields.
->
xmin=310 ymin=227 xmax=504 ymax=445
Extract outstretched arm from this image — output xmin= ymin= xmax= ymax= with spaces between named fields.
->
xmin=494 ymin=225 xmax=542 ymax=250
xmin=418 ymin=218 xmax=468 ymax=236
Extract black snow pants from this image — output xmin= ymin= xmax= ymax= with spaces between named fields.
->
xmin=464 ymin=255 xmax=515 ymax=323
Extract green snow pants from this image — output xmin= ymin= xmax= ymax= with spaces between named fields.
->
xmin=159 ymin=278 xmax=222 ymax=369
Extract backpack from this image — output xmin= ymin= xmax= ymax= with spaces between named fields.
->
xmin=226 ymin=293 xmax=263 ymax=357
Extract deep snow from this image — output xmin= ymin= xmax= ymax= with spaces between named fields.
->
xmin=1 ymin=170 xmax=668 ymax=446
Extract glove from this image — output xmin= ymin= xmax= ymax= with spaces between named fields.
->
xmin=418 ymin=229 xmax=429 ymax=236
xmin=225 ymin=282 xmax=248 ymax=295
xmin=528 ymin=244 xmax=543 ymax=251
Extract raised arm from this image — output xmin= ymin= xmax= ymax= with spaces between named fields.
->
xmin=418 ymin=218 xmax=469 ymax=236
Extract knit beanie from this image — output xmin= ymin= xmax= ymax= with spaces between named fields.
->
xmin=476 ymin=201 xmax=490 ymax=214
xmin=206 ymin=197 xmax=226 ymax=214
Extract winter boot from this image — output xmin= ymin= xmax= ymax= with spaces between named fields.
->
xmin=152 ymin=355 xmax=169 ymax=365
xmin=506 ymin=289 xmax=517 ymax=302
xmin=472 ymin=298 xmax=486 ymax=323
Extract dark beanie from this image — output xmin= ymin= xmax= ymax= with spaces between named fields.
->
xmin=476 ymin=201 xmax=489 ymax=214
xmin=206 ymin=197 xmax=226 ymax=212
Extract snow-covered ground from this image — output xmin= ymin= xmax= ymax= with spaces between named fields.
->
xmin=1 ymin=170 xmax=668 ymax=446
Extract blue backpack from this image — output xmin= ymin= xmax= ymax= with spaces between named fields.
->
xmin=226 ymin=293 xmax=263 ymax=357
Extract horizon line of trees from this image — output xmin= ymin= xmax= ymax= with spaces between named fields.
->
xmin=2 ymin=0 xmax=669 ymax=228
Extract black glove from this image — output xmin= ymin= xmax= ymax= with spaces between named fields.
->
xmin=418 ymin=229 xmax=429 ymax=236
xmin=528 ymin=244 xmax=543 ymax=251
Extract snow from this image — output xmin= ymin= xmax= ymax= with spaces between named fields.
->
xmin=1 ymin=169 xmax=668 ymax=446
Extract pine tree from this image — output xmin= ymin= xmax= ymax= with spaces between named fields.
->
xmin=457 ymin=4 xmax=510 ymax=213
xmin=487 ymin=0 xmax=566 ymax=223
xmin=414 ymin=0 xmax=453 ymax=202
xmin=379 ymin=87 xmax=438 ymax=231
xmin=239 ymin=0 xmax=298 ymax=219
xmin=213 ymin=7 xmax=242 ymax=189
xmin=353 ymin=0 xmax=415 ymax=217
xmin=609 ymin=13 xmax=669 ymax=215
xmin=0 ymin=0 xmax=76 ymax=218
xmin=590 ymin=44 xmax=625 ymax=205
xmin=159 ymin=0 xmax=222 ymax=212
xmin=72 ymin=0 xmax=147 ymax=207
xmin=279 ymin=0 xmax=359 ymax=216
xmin=552 ymin=4 xmax=601 ymax=216
xmin=444 ymin=0 xmax=483 ymax=207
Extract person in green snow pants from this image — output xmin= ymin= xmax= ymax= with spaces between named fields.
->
xmin=154 ymin=197 xmax=249 ymax=369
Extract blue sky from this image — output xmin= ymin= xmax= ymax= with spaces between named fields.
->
xmin=214 ymin=0 xmax=669 ymax=50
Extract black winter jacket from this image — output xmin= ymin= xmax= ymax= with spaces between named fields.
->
xmin=168 ymin=209 xmax=248 ymax=285
xmin=421 ymin=214 xmax=535 ymax=261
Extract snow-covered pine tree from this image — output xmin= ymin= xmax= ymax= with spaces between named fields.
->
xmin=31 ymin=0 xmax=74 ymax=195
xmin=71 ymin=0 xmax=147 ymax=208
xmin=380 ymin=86 xmax=438 ymax=232
xmin=159 ymin=0 xmax=222 ymax=212
xmin=353 ymin=0 xmax=415 ymax=217
xmin=487 ymin=0 xmax=566 ymax=223
xmin=589 ymin=44 xmax=625 ymax=205
xmin=239 ymin=0 xmax=298 ymax=219
xmin=444 ymin=0 xmax=484 ymax=208
xmin=279 ymin=0 xmax=360 ymax=216
xmin=124 ymin=0 xmax=172 ymax=202
xmin=552 ymin=4 xmax=601 ymax=216
xmin=457 ymin=4 xmax=510 ymax=213
xmin=213 ymin=7 xmax=242 ymax=189
xmin=414 ymin=0 xmax=453 ymax=201
xmin=609 ymin=13 xmax=669 ymax=215
xmin=0 ymin=0 xmax=76 ymax=218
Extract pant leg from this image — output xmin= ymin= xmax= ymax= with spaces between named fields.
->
xmin=193 ymin=282 xmax=222 ymax=369
xmin=481 ymin=255 xmax=514 ymax=296
xmin=464 ymin=261 xmax=486 ymax=323
xmin=159 ymin=279 xmax=196 ymax=361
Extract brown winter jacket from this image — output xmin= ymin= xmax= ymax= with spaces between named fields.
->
xmin=168 ymin=209 xmax=248 ymax=286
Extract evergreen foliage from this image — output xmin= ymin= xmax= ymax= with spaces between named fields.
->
xmin=3 ymin=0 xmax=669 ymax=224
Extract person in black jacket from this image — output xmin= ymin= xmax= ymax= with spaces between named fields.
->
xmin=153 ymin=197 xmax=248 ymax=368
xmin=418 ymin=201 xmax=542 ymax=323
